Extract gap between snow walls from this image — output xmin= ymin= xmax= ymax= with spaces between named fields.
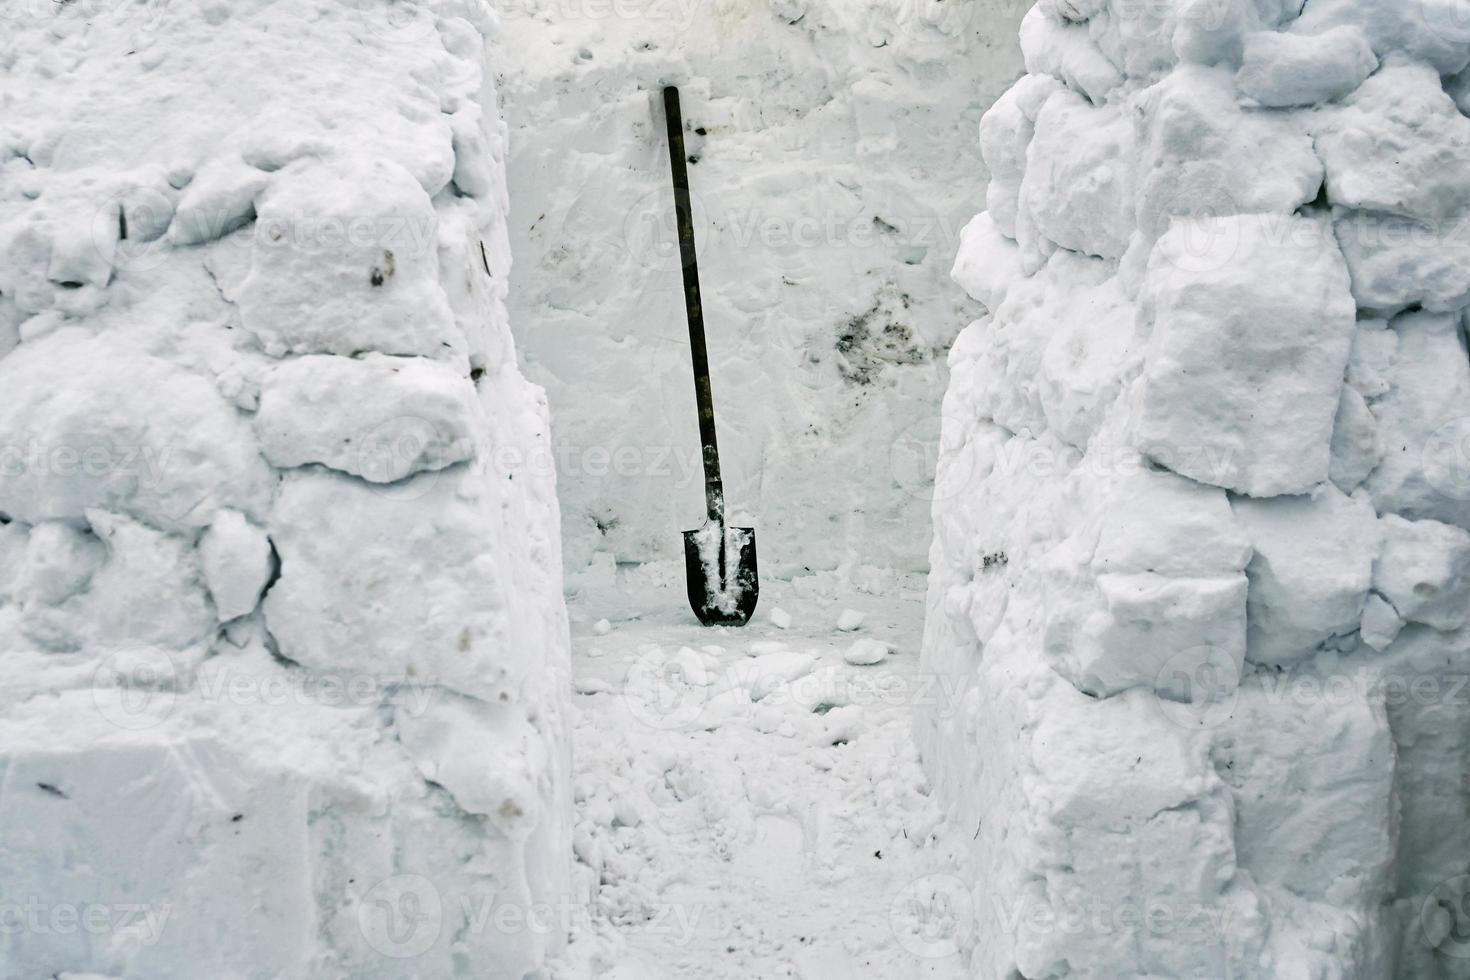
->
xmin=492 ymin=0 xmax=1027 ymax=580
xmin=921 ymin=2 xmax=1470 ymax=978
xmin=0 ymin=3 xmax=572 ymax=978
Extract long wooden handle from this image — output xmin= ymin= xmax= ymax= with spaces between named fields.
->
xmin=663 ymin=85 xmax=724 ymax=523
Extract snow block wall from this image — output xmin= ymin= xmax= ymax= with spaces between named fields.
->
xmin=921 ymin=2 xmax=1470 ymax=977
xmin=0 ymin=3 xmax=571 ymax=978
xmin=493 ymin=0 xmax=1026 ymax=577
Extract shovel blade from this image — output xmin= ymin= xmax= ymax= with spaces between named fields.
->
xmin=682 ymin=523 xmax=759 ymax=627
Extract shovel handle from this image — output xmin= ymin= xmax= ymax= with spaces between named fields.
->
xmin=663 ymin=85 xmax=724 ymax=524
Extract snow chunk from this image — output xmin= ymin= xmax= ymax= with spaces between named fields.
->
xmin=0 ymin=709 xmax=317 ymax=979
xmin=1450 ymin=64 xmax=1470 ymax=114
xmin=1333 ymin=210 xmax=1470 ymax=315
xmin=835 ymin=608 xmax=865 ymax=631
xmin=1375 ymin=626 xmax=1470 ymax=942
xmin=1374 ymin=514 xmax=1470 ymax=631
xmin=0 ymin=522 xmax=26 ymax=601
xmin=0 ymin=169 xmax=175 ymax=310
xmin=716 ymin=650 xmax=816 ymax=702
xmin=199 ymin=510 xmax=273 ymax=622
xmin=1057 ymin=0 xmax=1299 ymax=78
xmin=1133 ymin=65 xmax=1323 ymax=240
xmin=767 ymin=607 xmax=792 ymax=630
xmin=0 ymin=651 xmax=563 ymax=978
xmin=263 ymin=469 xmax=523 ymax=703
xmin=0 ymin=328 xmax=273 ymax=532
xmin=1018 ymin=5 xmax=1123 ymax=103
xmin=42 ymin=182 xmax=120 ymax=292
xmin=0 ymin=220 xmax=48 ymax=318
xmin=1068 ymin=0 xmax=1176 ymax=80
xmin=1131 ymin=213 xmax=1357 ymax=497
xmin=15 ymin=511 xmax=215 ymax=654
xmin=14 ymin=521 xmax=104 ymax=607
xmin=84 ymin=511 xmax=216 ymax=651
xmin=447 ymin=104 xmax=497 ymax=199
xmin=1045 ymin=465 xmax=1252 ymax=699
xmin=1011 ymin=688 xmax=1257 ymax=978
xmin=1231 ymin=486 xmax=1377 ymax=666
xmin=978 ymin=76 xmax=1059 ymax=239
xmin=1053 ymin=571 xmax=1248 ymax=700
xmin=1216 ymin=671 xmax=1396 ymax=907
xmin=842 ymin=638 xmax=889 ymax=666
xmin=394 ymin=695 xmax=546 ymax=838
xmin=1173 ymin=0 xmax=1305 ymax=68
xmin=1360 ymin=592 xmax=1405 ymax=651
xmin=167 ymin=156 xmax=269 ymax=247
xmin=255 ymin=354 xmax=477 ymax=482
xmin=237 ymin=158 xmax=462 ymax=360
xmin=815 ymin=703 xmax=865 ymax=746
xmin=951 ymin=213 xmax=1024 ymax=309
xmin=1328 ymin=384 xmax=1381 ymax=494
xmin=1364 ymin=311 xmax=1470 ymax=530
xmin=1236 ymin=26 xmax=1377 ymax=106
xmin=0 ymin=296 xmax=21 ymax=359
xmin=1036 ymin=271 xmax=1138 ymax=450
xmin=1294 ymin=0 xmax=1470 ymax=75
xmin=979 ymin=89 xmax=1028 ymax=239
xmin=1018 ymin=88 xmax=1134 ymax=261
xmin=1313 ymin=60 xmax=1470 ymax=226
xmin=1345 ymin=318 xmax=1397 ymax=401
xmin=955 ymin=249 xmax=1120 ymax=440
xmin=1091 ymin=468 xmax=1253 ymax=579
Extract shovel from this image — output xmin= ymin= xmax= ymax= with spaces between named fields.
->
xmin=662 ymin=85 xmax=759 ymax=627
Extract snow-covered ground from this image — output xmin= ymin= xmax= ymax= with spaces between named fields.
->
xmin=549 ymin=564 xmax=975 ymax=979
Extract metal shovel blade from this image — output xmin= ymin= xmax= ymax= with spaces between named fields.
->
xmin=682 ymin=522 xmax=759 ymax=627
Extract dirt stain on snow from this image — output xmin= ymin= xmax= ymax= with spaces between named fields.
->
xmin=834 ymin=283 xmax=929 ymax=386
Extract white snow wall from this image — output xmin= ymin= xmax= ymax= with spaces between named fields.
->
xmin=0 ymin=3 xmax=572 ymax=978
xmin=493 ymin=0 xmax=1026 ymax=577
xmin=920 ymin=2 xmax=1470 ymax=978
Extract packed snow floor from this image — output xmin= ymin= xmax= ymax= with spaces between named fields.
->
xmin=550 ymin=565 xmax=974 ymax=979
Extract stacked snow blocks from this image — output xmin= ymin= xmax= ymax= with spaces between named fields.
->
xmin=923 ymin=2 xmax=1470 ymax=977
xmin=0 ymin=3 xmax=571 ymax=978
